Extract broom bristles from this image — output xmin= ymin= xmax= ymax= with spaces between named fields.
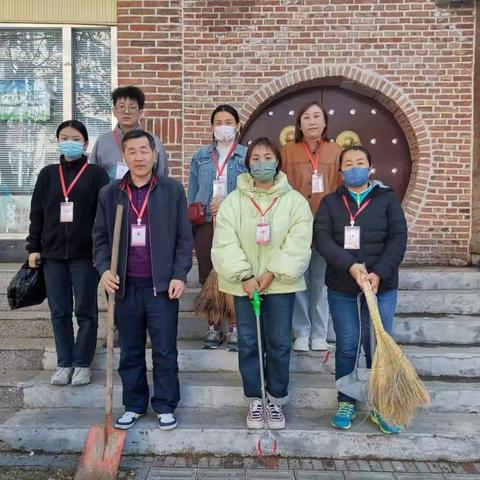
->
xmin=193 ymin=270 xmax=235 ymax=327
xmin=363 ymin=282 xmax=430 ymax=427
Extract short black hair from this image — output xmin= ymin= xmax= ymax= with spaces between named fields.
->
xmin=339 ymin=146 xmax=372 ymax=168
xmin=245 ymin=137 xmax=283 ymax=175
xmin=121 ymin=129 xmax=156 ymax=151
xmin=111 ymin=86 xmax=145 ymax=110
xmin=56 ymin=120 xmax=88 ymax=142
xmin=210 ymin=104 xmax=240 ymax=125
xmin=294 ymin=100 xmax=329 ymax=143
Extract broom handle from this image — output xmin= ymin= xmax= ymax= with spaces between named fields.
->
xmin=105 ymin=204 xmax=124 ymax=419
xmin=362 ymin=280 xmax=385 ymax=337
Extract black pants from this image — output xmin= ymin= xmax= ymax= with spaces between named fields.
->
xmin=43 ymin=258 xmax=99 ymax=368
xmin=193 ymin=221 xmax=214 ymax=285
xmin=115 ymin=277 xmax=180 ymax=414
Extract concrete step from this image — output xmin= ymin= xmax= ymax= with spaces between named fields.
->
xmin=0 ymin=337 xmax=471 ymax=377
xmin=398 ymin=267 xmax=480 ymax=290
xmin=2 ymin=310 xmax=479 ymax=346
xmin=0 ymin=407 xmax=477 ymax=461
xmin=14 ymin=370 xmax=480 ymax=414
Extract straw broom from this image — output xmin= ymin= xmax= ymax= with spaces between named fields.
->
xmin=193 ymin=216 xmax=235 ymax=327
xmin=363 ymin=280 xmax=430 ymax=427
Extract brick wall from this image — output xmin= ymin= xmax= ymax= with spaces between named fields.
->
xmin=117 ymin=0 xmax=476 ymax=266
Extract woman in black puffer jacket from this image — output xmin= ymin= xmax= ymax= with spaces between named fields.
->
xmin=314 ymin=146 xmax=407 ymax=435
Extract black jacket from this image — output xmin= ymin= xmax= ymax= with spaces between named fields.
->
xmin=314 ymin=182 xmax=407 ymax=294
xmin=26 ymin=156 xmax=109 ymax=259
xmin=92 ymin=173 xmax=193 ymax=298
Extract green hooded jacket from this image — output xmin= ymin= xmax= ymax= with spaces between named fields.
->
xmin=211 ymin=171 xmax=313 ymax=296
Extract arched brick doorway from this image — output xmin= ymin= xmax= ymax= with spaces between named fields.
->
xmin=241 ymin=85 xmax=412 ymax=201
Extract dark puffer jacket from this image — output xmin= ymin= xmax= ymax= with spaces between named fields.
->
xmin=314 ymin=181 xmax=407 ymax=294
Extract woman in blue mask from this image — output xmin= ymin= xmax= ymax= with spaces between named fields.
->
xmin=26 ymin=120 xmax=109 ymax=387
xmin=211 ymin=137 xmax=312 ymax=430
xmin=314 ymin=146 xmax=408 ymax=434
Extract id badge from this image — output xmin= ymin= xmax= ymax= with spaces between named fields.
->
xmin=344 ymin=225 xmax=361 ymax=250
xmin=131 ymin=224 xmax=147 ymax=247
xmin=60 ymin=202 xmax=74 ymax=223
xmin=213 ymin=178 xmax=227 ymax=199
xmin=312 ymin=173 xmax=324 ymax=194
xmin=256 ymin=222 xmax=271 ymax=244
xmin=116 ymin=162 xmax=129 ymax=180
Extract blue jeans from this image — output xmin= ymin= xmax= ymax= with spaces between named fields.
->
xmin=234 ymin=293 xmax=294 ymax=405
xmin=115 ymin=277 xmax=180 ymax=414
xmin=328 ymin=288 xmax=398 ymax=403
xmin=43 ymin=258 xmax=99 ymax=368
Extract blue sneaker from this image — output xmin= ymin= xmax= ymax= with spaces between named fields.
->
xmin=332 ymin=402 xmax=357 ymax=430
xmin=370 ymin=410 xmax=402 ymax=435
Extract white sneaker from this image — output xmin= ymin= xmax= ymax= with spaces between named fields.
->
xmin=50 ymin=367 xmax=73 ymax=385
xmin=266 ymin=400 xmax=285 ymax=430
xmin=158 ymin=413 xmax=177 ymax=431
xmin=311 ymin=338 xmax=329 ymax=351
xmin=71 ymin=367 xmax=92 ymax=386
xmin=115 ymin=411 xmax=145 ymax=430
xmin=246 ymin=399 xmax=264 ymax=429
xmin=293 ymin=337 xmax=310 ymax=352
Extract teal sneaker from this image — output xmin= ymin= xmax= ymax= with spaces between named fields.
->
xmin=332 ymin=402 xmax=357 ymax=430
xmin=370 ymin=410 xmax=402 ymax=435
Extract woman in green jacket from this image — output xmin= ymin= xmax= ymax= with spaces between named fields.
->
xmin=211 ymin=137 xmax=312 ymax=430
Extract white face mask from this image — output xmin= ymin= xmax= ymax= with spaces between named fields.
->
xmin=214 ymin=125 xmax=236 ymax=143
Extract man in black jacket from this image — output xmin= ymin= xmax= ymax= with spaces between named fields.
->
xmin=314 ymin=146 xmax=407 ymax=435
xmin=93 ymin=130 xmax=192 ymax=431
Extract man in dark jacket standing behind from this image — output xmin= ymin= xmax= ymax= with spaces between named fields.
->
xmin=93 ymin=130 xmax=192 ymax=431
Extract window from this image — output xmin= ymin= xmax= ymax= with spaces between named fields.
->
xmin=0 ymin=26 xmax=114 ymax=236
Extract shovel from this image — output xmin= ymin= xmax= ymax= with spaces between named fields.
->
xmin=251 ymin=290 xmax=278 ymax=456
xmin=75 ymin=204 xmax=126 ymax=480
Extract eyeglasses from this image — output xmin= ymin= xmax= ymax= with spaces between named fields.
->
xmin=114 ymin=105 xmax=140 ymax=113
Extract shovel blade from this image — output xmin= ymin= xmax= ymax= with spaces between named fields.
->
xmin=256 ymin=430 xmax=278 ymax=456
xmin=74 ymin=423 xmax=127 ymax=480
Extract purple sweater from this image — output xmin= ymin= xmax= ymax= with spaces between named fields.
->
xmin=126 ymin=182 xmax=152 ymax=278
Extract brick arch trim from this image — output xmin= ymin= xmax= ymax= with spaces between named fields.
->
xmin=239 ymin=64 xmax=432 ymax=228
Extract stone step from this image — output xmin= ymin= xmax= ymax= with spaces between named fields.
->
xmin=2 ymin=311 xmax=479 ymax=346
xmin=398 ymin=267 xmax=480 ymax=290
xmin=13 ymin=370 xmax=480 ymax=414
xmin=0 ymin=407 xmax=477 ymax=461
xmin=0 ymin=337 xmax=473 ymax=377
xmin=3 ymin=288 xmax=480 ymax=315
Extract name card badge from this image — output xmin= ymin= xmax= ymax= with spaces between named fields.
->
xmin=131 ymin=224 xmax=147 ymax=247
xmin=213 ymin=178 xmax=227 ymax=199
xmin=256 ymin=222 xmax=271 ymax=244
xmin=312 ymin=172 xmax=324 ymax=194
xmin=344 ymin=225 xmax=361 ymax=250
xmin=116 ymin=162 xmax=129 ymax=180
xmin=60 ymin=202 xmax=74 ymax=223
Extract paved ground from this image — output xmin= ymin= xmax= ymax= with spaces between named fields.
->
xmin=0 ymin=453 xmax=478 ymax=479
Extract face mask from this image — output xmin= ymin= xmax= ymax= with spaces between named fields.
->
xmin=342 ymin=167 xmax=370 ymax=187
xmin=214 ymin=125 xmax=236 ymax=143
xmin=250 ymin=161 xmax=278 ymax=183
xmin=58 ymin=140 xmax=85 ymax=160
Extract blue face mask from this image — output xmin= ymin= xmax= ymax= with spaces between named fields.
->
xmin=342 ymin=167 xmax=370 ymax=187
xmin=250 ymin=161 xmax=278 ymax=183
xmin=58 ymin=140 xmax=85 ymax=160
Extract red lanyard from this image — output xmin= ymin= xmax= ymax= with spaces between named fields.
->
xmin=58 ymin=162 xmax=89 ymax=202
xmin=250 ymin=197 xmax=278 ymax=222
xmin=127 ymin=181 xmax=154 ymax=225
xmin=211 ymin=143 xmax=237 ymax=179
xmin=113 ymin=129 xmax=123 ymax=154
xmin=342 ymin=195 xmax=371 ymax=226
xmin=302 ymin=141 xmax=321 ymax=173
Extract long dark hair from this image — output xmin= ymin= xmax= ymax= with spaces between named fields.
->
xmin=245 ymin=137 xmax=283 ymax=175
xmin=294 ymin=100 xmax=329 ymax=143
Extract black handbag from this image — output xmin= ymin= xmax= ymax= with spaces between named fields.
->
xmin=7 ymin=261 xmax=47 ymax=310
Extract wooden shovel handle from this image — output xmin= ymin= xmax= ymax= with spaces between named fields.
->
xmin=105 ymin=204 xmax=124 ymax=418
